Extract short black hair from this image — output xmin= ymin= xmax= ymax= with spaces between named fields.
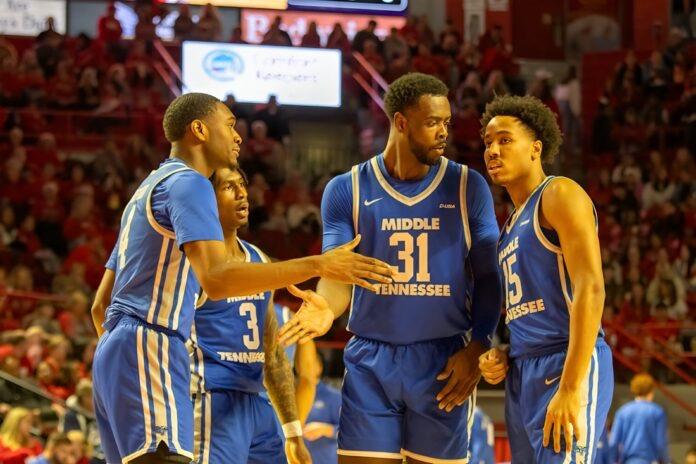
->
xmin=384 ymin=72 xmax=449 ymax=120
xmin=162 ymin=93 xmax=220 ymax=142
xmin=481 ymin=94 xmax=563 ymax=163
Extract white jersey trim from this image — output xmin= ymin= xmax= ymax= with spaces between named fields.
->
xmin=351 ymin=165 xmax=360 ymax=235
xmin=459 ymin=165 xmax=472 ymax=251
xmin=338 ymin=449 xmax=404 ymax=459
xmin=401 ymin=448 xmax=469 ymax=463
xmin=145 ymin=165 xmax=192 ymax=239
xmin=369 ymin=156 xmax=448 ymax=207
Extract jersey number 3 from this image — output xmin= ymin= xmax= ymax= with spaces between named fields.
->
xmin=239 ymin=302 xmax=260 ymax=350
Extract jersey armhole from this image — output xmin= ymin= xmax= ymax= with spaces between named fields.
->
xmin=146 ymin=167 xmax=192 ymax=239
xmin=351 ymin=165 xmax=360 ymax=235
xmin=533 ymin=177 xmax=562 ymax=254
xmin=459 ymin=165 xmax=472 ymax=251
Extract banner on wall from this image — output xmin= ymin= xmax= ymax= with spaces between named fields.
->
xmin=241 ymin=9 xmax=405 ymax=46
xmin=182 ymin=41 xmax=342 ymax=107
xmin=0 ymin=0 xmax=66 ymax=36
xmin=288 ymin=0 xmax=407 ymax=13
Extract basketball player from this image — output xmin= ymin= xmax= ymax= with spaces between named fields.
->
xmin=89 ymin=93 xmax=393 ymax=464
xmin=280 ymin=73 xmax=502 ymax=463
xmin=608 ymin=373 xmax=669 ymax=463
xmin=478 ymin=95 xmax=613 ymax=463
xmin=190 ymin=167 xmax=311 ymax=464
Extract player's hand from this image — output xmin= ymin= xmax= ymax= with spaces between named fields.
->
xmin=278 ymin=286 xmax=334 ymax=347
xmin=478 ymin=347 xmax=509 ymax=385
xmin=436 ymin=341 xmax=487 ymax=412
xmin=543 ymin=386 xmax=583 ymax=454
xmin=315 ymin=235 xmax=393 ymax=291
xmin=303 ymin=422 xmax=335 ymax=442
xmin=285 ymin=436 xmax=312 ymax=464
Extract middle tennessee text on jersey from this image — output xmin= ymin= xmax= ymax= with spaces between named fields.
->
xmin=498 ymin=176 xmax=604 ymax=359
xmin=349 ymin=155 xmax=474 ymax=344
xmin=190 ymin=239 xmax=272 ymax=394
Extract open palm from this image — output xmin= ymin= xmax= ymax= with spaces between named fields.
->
xmin=278 ymin=285 xmax=334 ymax=346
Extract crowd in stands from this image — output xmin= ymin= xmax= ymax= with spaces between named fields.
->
xmin=0 ymin=2 xmax=694 ymax=461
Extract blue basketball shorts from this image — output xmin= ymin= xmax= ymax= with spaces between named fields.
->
xmin=505 ymin=339 xmax=614 ymax=464
xmin=192 ymin=389 xmax=285 ymax=464
xmin=338 ymin=335 xmax=475 ymax=463
xmin=92 ymin=315 xmax=193 ymax=463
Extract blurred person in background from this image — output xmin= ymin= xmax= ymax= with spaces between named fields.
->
xmin=468 ymin=407 xmax=494 ymax=464
xmin=0 ymin=407 xmax=43 ymax=463
xmin=28 ymin=432 xmax=77 ymax=464
xmin=609 ymin=373 xmax=669 ymax=464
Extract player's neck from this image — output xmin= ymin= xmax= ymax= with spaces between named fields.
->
xmin=223 ymin=230 xmax=245 ymax=261
xmin=383 ymin=139 xmax=429 ymax=181
xmin=506 ymin=169 xmax=547 ymax=209
xmin=169 ymin=146 xmax=214 ymax=178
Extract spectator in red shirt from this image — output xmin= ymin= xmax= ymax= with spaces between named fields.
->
xmin=15 ymin=215 xmax=41 ymax=255
xmin=174 ymin=4 xmax=195 ymax=41
xmin=412 ymin=44 xmax=447 ymax=81
xmin=62 ymin=195 xmax=101 ymax=247
xmin=0 ymin=407 xmax=42 ymax=464
xmin=301 ymin=21 xmax=321 ymax=47
xmin=326 ymin=23 xmax=351 ymax=57
xmin=46 ymin=60 xmax=77 ymax=109
xmin=27 ymin=132 xmax=61 ymax=174
xmin=97 ymin=3 xmax=122 ymax=45
xmin=57 ymin=291 xmax=94 ymax=343
xmin=63 ymin=234 xmax=107 ymax=289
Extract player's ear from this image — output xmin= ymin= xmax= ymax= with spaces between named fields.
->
xmin=190 ymin=119 xmax=208 ymax=142
xmin=393 ymin=112 xmax=407 ymax=133
xmin=531 ymin=140 xmax=542 ymax=161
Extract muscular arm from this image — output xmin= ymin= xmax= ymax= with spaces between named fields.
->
xmin=90 ymin=269 xmax=115 ymax=337
xmin=315 ymin=278 xmax=352 ymax=319
xmin=467 ymin=169 xmax=502 ymax=348
xmin=185 ymin=241 xmax=321 ymax=300
xmin=541 ymin=178 xmax=605 ymax=392
xmin=263 ymin=297 xmax=300 ymax=425
xmin=294 ymin=339 xmax=319 ymax=424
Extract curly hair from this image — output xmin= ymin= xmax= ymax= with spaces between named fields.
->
xmin=162 ymin=92 xmax=220 ymax=142
xmin=481 ymin=95 xmax=563 ymax=163
xmin=384 ymin=72 xmax=449 ymax=120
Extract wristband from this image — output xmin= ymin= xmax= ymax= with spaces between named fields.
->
xmin=282 ymin=420 xmax=303 ymax=438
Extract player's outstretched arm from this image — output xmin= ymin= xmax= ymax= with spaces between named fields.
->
xmin=540 ymin=178 xmax=605 ymax=453
xmin=262 ymin=298 xmax=312 ymax=464
xmin=90 ymin=269 xmax=115 ymax=337
xmin=184 ymin=234 xmax=392 ymax=300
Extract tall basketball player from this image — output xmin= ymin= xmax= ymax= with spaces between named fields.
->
xmin=89 ymin=93 xmax=393 ymax=464
xmin=478 ymin=95 xmax=613 ymax=463
xmin=280 ymin=73 xmax=502 ymax=464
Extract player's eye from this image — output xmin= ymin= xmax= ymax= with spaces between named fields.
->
xmin=501 ymin=138 xmax=511 ymax=144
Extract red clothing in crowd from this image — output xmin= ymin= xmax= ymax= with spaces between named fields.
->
xmin=98 ymin=14 xmax=122 ymax=44
xmin=0 ymin=440 xmax=42 ymax=464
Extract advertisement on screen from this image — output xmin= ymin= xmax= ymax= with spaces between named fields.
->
xmin=0 ymin=0 xmax=66 ymax=36
xmin=182 ymin=41 xmax=341 ymax=107
xmin=241 ymin=9 xmax=405 ymax=46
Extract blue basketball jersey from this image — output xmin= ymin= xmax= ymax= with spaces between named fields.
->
xmin=347 ymin=155 xmax=474 ymax=343
xmin=104 ymin=158 xmax=223 ymax=340
xmin=498 ymin=176 xmax=603 ymax=358
xmin=190 ymin=240 xmax=272 ymax=394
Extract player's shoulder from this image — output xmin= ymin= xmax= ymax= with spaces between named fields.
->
xmin=543 ymin=176 xmax=590 ymax=202
xmin=240 ymin=239 xmax=270 ymax=263
xmin=158 ymin=166 xmax=212 ymax=196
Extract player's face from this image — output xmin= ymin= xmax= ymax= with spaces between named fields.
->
xmin=402 ymin=95 xmax=451 ymax=166
xmin=214 ymin=168 xmax=249 ymax=230
xmin=483 ymin=115 xmax=540 ymax=186
xmin=204 ymin=102 xmax=242 ymax=170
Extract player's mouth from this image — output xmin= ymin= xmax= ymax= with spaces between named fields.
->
xmin=235 ymin=202 xmax=249 ymax=220
xmin=487 ymin=162 xmax=503 ymax=175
